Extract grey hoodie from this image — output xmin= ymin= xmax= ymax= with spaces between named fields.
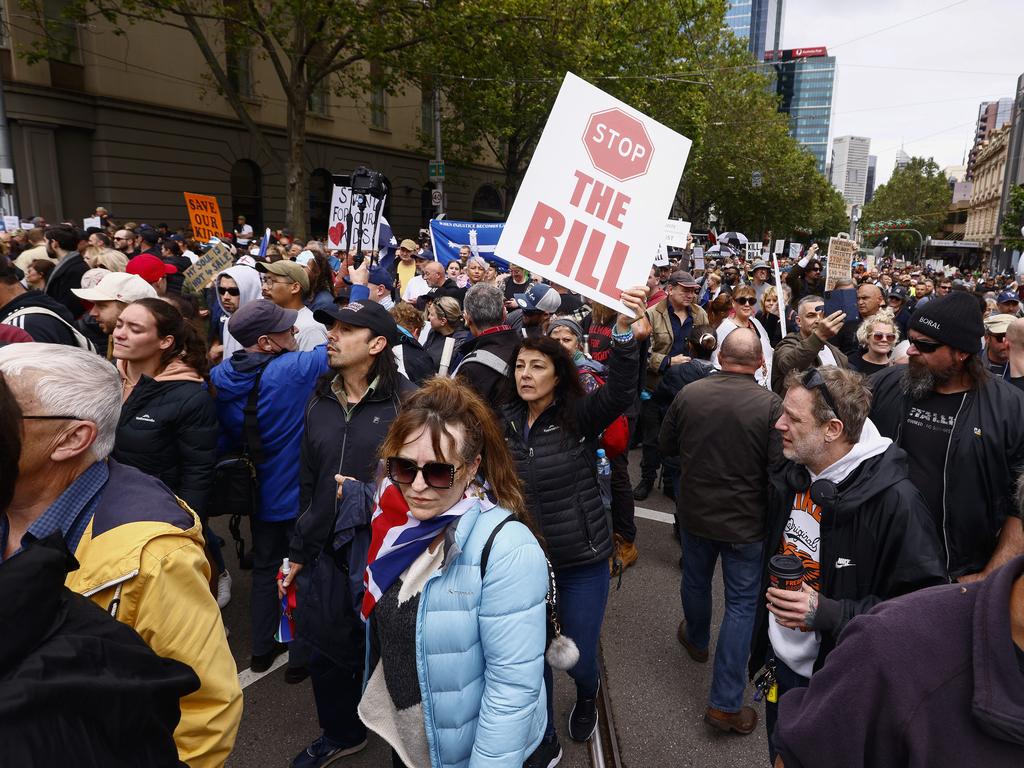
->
xmin=216 ymin=265 xmax=263 ymax=358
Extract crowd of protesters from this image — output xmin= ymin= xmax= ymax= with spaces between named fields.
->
xmin=1 ymin=212 xmax=1023 ymax=768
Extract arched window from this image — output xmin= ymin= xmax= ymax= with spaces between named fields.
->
xmin=472 ymin=184 xmax=504 ymax=221
xmin=308 ymin=168 xmax=332 ymax=238
xmin=231 ymin=159 xmax=263 ymax=232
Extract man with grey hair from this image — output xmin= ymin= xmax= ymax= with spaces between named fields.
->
xmin=771 ymin=295 xmax=848 ymax=394
xmin=0 ymin=343 xmax=242 ymax=766
xmin=454 ymin=281 xmax=518 ymax=404
xmin=659 ymin=328 xmax=784 ymax=737
xmin=750 ymin=365 xmax=945 ymax=763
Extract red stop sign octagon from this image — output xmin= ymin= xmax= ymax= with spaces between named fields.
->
xmin=583 ymin=109 xmax=654 ymax=182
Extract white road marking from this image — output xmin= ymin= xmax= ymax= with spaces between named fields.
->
xmin=634 ymin=506 xmax=674 ymax=525
xmin=238 ymin=651 xmax=289 ymax=689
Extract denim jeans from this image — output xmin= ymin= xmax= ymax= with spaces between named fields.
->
xmin=310 ymin=650 xmax=367 ymax=746
xmin=249 ymin=516 xmax=294 ymax=656
xmin=544 ymin=559 xmax=610 ymax=738
xmin=765 ymin=650 xmax=810 ymax=764
xmin=679 ymin=530 xmax=764 ymax=713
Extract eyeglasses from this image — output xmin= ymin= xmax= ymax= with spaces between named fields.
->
xmin=261 ymin=276 xmax=293 ymax=286
xmin=218 ymin=286 xmax=241 ymax=296
xmin=734 ymin=296 xmax=758 ymax=306
xmin=801 ymin=368 xmax=840 ymax=419
xmin=908 ymin=336 xmax=945 ymax=354
xmin=386 ymin=456 xmax=462 ymax=490
xmin=870 ymin=332 xmax=897 ymax=342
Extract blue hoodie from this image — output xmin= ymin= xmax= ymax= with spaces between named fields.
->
xmin=210 ymin=347 xmax=329 ymax=521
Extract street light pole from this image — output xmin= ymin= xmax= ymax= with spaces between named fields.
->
xmin=433 ymin=85 xmax=444 ymax=217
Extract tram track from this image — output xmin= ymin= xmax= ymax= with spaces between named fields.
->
xmin=588 ymin=644 xmax=623 ymax=768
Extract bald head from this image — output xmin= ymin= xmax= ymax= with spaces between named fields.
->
xmin=1008 ymin=317 xmax=1024 ymax=348
xmin=719 ymin=328 xmax=763 ymax=373
xmin=423 ymin=260 xmax=445 ymax=287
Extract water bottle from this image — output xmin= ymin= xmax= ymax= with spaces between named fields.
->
xmin=276 ymin=557 xmax=296 ymax=643
xmin=596 ymin=448 xmax=612 ymax=510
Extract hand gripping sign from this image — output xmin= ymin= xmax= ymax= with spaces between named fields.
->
xmin=495 ymin=73 xmax=691 ymax=316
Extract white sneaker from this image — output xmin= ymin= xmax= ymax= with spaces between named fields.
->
xmin=216 ymin=570 xmax=232 ymax=609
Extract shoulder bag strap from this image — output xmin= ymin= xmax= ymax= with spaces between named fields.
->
xmin=480 ymin=513 xmax=517 ymax=579
xmin=242 ymin=362 xmax=270 ymax=465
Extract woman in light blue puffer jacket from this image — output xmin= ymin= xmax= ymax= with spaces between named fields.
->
xmin=358 ymin=378 xmax=549 ymax=768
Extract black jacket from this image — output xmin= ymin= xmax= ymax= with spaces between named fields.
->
xmin=785 ymin=262 xmax=824 ymax=308
xmin=869 ymin=365 xmax=1024 ymax=578
xmin=112 ymin=376 xmax=218 ymax=518
xmin=454 ymin=328 xmax=521 ymax=407
xmin=750 ymin=444 xmax=947 ymax=677
xmin=501 ymin=338 xmax=638 ymax=569
xmin=290 ymin=371 xmax=417 ymax=565
xmin=44 ymin=252 xmax=88 ymax=318
xmin=423 ymin=327 xmax=472 ymax=371
xmin=0 ymin=534 xmax=197 ymax=767
xmin=0 ymin=289 xmax=82 ymax=347
xmin=415 ymin=278 xmax=466 ymax=310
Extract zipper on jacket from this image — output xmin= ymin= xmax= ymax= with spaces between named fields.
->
xmin=82 ymin=569 xmax=139 ymax=598
xmin=940 ymin=394 xmax=968 ymax=577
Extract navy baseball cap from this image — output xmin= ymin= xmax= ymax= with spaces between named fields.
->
xmin=515 ymin=283 xmax=562 ymax=313
xmin=368 ymin=266 xmax=394 ymax=290
xmin=997 ymin=290 xmax=1020 ymax=304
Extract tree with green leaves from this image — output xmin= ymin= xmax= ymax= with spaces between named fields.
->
xmin=860 ymin=157 xmax=950 ymax=258
xmin=1001 ymin=184 xmax=1024 ymax=253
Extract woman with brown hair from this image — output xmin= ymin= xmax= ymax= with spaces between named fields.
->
xmin=706 ymin=293 xmax=734 ymax=330
xmin=712 ymin=284 xmax=773 ymax=387
xmin=358 ymin=377 xmax=549 ymax=768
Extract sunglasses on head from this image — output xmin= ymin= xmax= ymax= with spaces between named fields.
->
xmin=386 ymin=456 xmax=462 ymax=489
xmin=909 ymin=336 xmax=945 ymax=354
xmin=218 ymin=285 xmax=241 ymax=296
xmin=871 ymin=332 xmax=897 ymax=342
xmin=734 ymin=296 xmax=757 ymax=306
xmin=802 ymin=367 xmax=840 ymax=418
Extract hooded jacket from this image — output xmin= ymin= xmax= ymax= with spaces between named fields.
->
xmin=869 ymin=365 xmax=1024 ymax=579
xmin=0 ymin=533 xmax=199 ymax=768
xmin=750 ymin=424 xmax=947 ymax=677
xmin=215 ymin=265 xmax=262 ymax=358
xmin=210 ymin=346 xmax=329 ymax=521
xmin=63 ymin=460 xmax=242 ymax=768
xmin=0 ymin=288 xmax=82 ymax=347
xmin=112 ymin=360 xmax=218 ymax=518
xmin=773 ymin=556 xmax=1024 ymax=767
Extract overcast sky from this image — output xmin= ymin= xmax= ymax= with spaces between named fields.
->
xmin=782 ymin=0 xmax=1022 ymax=187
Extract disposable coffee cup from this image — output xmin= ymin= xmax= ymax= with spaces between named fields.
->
xmin=768 ymin=554 xmax=804 ymax=591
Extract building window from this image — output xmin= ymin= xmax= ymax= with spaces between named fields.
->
xmin=308 ymin=168 xmax=332 ymax=237
xmin=308 ymin=78 xmax=329 ymax=116
xmin=370 ymin=62 xmax=388 ymax=130
xmin=43 ymin=0 xmax=80 ymax=63
xmin=472 ymin=184 xmax=504 ymax=220
xmin=226 ymin=45 xmax=254 ymax=99
xmin=421 ymin=79 xmax=434 ymax=137
xmin=231 ymin=159 xmax=263 ymax=233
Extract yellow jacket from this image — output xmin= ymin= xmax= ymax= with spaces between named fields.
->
xmin=64 ymin=460 xmax=242 ymax=767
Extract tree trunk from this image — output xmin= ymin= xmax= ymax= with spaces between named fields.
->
xmin=285 ymin=103 xmax=310 ymax=242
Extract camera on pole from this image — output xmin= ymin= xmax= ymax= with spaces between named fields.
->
xmin=346 ymin=166 xmax=389 ymax=269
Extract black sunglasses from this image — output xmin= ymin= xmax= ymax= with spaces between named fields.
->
xmin=802 ymin=367 xmax=840 ymax=419
xmin=386 ymin=456 xmax=462 ymax=489
xmin=989 ymin=332 xmax=1007 ymax=343
xmin=908 ymin=336 xmax=945 ymax=354
xmin=218 ymin=286 xmax=241 ymax=296
xmin=734 ymin=296 xmax=758 ymax=306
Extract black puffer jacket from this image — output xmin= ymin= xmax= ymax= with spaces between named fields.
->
xmin=502 ymin=337 xmax=638 ymax=569
xmin=112 ymin=374 xmax=218 ymax=517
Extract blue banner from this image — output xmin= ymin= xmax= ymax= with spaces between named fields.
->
xmin=429 ymin=219 xmax=508 ymax=268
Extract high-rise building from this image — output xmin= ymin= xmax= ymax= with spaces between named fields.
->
xmin=967 ymin=97 xmax=1014 ymax=179
xmin=765 ymin=47 xmax=836 ymax=175
xmin=894 ymin=148 xmax=911 ymax=171
xmin=865 ymin=155 xmax=877 ymax=203
xmin=725 ymin=0 xmax=785 ymax=61
xmin=831 ymin=136 xmax=872 ymax=208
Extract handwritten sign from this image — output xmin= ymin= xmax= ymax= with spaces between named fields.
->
xmin=789 ymin=242 xmax=802 ymax=260
xmin=495 ymin=73 xmax=691 ymax=315
xmin=825 ymin=236 xmax=857 ymax=292
xmin=327 ymin=185 xmax=386 ymax=252
xmin=184 ymin=192 xmax=224 ymax=243
xmin=693 ymin=246 xmax=705 ymax=272
xmin=83 ymin=216 xmax=102 ymax=230
xmin=774 ymin=239 xmax=785 ymax=255
xmin=182 ymin=242 xmax=234 ymax=292
xmin=664 ymin=219 xmax=691 ymax=248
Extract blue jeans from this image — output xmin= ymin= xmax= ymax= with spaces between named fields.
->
xmin=679 ymin=530 xmax=763 ymax=713
xmin=544 ymin=559 xmax=610 ymax=738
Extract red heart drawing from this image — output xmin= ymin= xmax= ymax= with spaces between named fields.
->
xmin=328 ymin=222 xmax=345 ymax=246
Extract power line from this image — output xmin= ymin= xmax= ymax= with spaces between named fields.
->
xmin=829 ymin=0 xmax=971 ymax=49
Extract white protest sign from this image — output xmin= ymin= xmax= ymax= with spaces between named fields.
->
xmin=693 ymin=246 xmax=705 ymax=272
xmin=772 ymin=253 xmax=787 ymax=337
xmin=866 ymin=253 xmax=876 ymax=272
xmin=83 ymin=216 xmax=102 ymax=230
xmin=825 ymin=235 xmax=857 ymax=292
xmin=0 ymin=216 xmax=16 ymax=231
xmin=327 ymin=185 xmax=386 ymax=252
xmin=774 ymin=239 xmax=785 ymax=255
xmin=495 ymin=72 xmax=691 ymax=315
xmin=745 ymin=242 xmax=762 ymax=261
xmin=789 ymin=242 xmax=802 ymax=260
xmin=664 ymin=219 xmax=691 ymax=248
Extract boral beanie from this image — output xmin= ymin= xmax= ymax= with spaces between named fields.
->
xmin=909 ymin=291 xmax=983 ymax=353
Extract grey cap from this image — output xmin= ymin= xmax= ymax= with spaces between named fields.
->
xmin=228 ymin=300 xmax=297 ymax=347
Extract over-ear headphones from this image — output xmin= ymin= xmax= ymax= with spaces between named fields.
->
xmin=784 ymin=463 xmax=839 ymax=510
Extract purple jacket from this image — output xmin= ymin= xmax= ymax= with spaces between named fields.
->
xmin=774 ymin=556 xmax=1024 ymax=767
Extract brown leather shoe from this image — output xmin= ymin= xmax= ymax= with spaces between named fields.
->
xmin=704 ymin=706 xmax=758 ymax=735
xmin=676 ymin=620 xmax=709 ymax=663
xmin=614 ymin=534 xmax=639 ymax=570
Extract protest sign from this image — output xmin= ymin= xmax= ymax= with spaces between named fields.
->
xmin=789 ymin=242 xmax=802 ymax=260
xmin=83 ymin=216 xmax=102 ymax=230
xmin=664 ymin=219 xmax=691 ymax=248
xmin=745 ymin=242 xmax=762 ymax=261
xmin=866 ymin=253 xmax=876 ymax=272
xmin=825 ymin=236 xmax=857 ymax=291
xmin=429 ymin=219 xmax=508 ymax=268
xmin=182 ymin=242 xmax=234 ymax=292
xmin=183 ymin=193 xmax=224 ymax=242
xmin=772 ymin=253 xmax=787 ymax=337
xmin=692 ymin=246 xmax=705 ymax=272
xmin=495 ymin=72 xmax=691 ymax=315
xmin=774 ymin=239 xmax=785 ymax=255
xmin=327 ymin=184 xmax=386 ymax=253
xmin=2 ymin=215 xmax=20 ymax=231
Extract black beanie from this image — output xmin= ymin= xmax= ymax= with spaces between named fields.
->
xmin=909 ymin=292 xmax=983 ymax=353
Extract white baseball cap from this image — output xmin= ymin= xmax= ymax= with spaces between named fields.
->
xmin=71 ymin=272 xmax=158 ymax=303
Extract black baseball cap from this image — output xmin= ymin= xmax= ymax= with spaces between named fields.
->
xmin=314 ymin=300 xmax=398 ymax=345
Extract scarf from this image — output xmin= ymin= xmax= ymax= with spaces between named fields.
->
xmin=361 ymin=477 xmax=495 ymax=620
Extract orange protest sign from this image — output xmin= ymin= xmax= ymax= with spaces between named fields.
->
xmin=183 ymin=192 xmax=224 ymax=243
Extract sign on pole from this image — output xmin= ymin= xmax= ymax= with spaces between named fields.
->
xmin=789 ymin=242 xmax=803 ymax=260
xmin=774 ymin=239 xmax=785 ymax=255
xmin=428 ymin=160 xmax=445 ymax=181
xmin=825 ymin=235 xmax=857 ymax=291
xmin=664 ymin=219 xmax=691 ymax=248
xmin=327 ymin=185 xmax=386 ymax=252
xmin=494 ymin=72 xmax=691 ymax=315
xmin=692 ymin=246 xmax=705 ymax=272
xmin=1 ymin=215 xmax=19 ymax=231
xmin=183 ymin=193 xmax=224 ymax=243
xmin=745 ymin=242 xmax=762 ymax=261
xmin=182 ymin=242 xmax=234 ymax=292
xmin=772 ymin=253 xmax=787 ymax=337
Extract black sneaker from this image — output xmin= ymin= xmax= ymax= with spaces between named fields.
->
xmin=523 ymin=735 xmax=562 ymax=768
xmin=568 ymin=681 xmax=600 ymax=742
xmin=250 ymin=641 xmax=287 ymax=673
xmin=632 ymin=478 xmax=653 ymax=501
xmin=284 ymin=665 xmax=309 ymax=684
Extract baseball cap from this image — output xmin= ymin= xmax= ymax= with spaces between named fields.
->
xmin=314 ymin=300 xmax=398 ymax=345
xmin=399 ymin=238 xmax=418 ymax=252
xmin=667 ymin=270 xmax=699 ymax=288
xmin=997 ymin=290 xmax=1020 ymax=304
xmin=126 ymin=254 xmax=177 ymax=284
xmin=295 ymin=250 xmax=316 ymax=267
xmin=515 ymin=283 xmax=562 ymax=313
xmin=889 ymin=285 xmax=909 ymax=301
xmin=228 ymin=301 xmax=298 ymax=347
xmin=139 ymin=228 xmax=160 ymax=245
xmin=368 ymin=266 xmax=394 ymax=290
xmin=984 ymin=313 xmax=1017 ymax=334
xmin=71 ymin=272 xmax=158 ymax=303
xmin=256 ymin=260 xmax=310 ymax=292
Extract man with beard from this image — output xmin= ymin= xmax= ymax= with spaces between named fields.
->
xmin=784 ymin=244 xmax=824 ymax=308
xmin=869 ymin=292 xmax=1024 ymax=582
